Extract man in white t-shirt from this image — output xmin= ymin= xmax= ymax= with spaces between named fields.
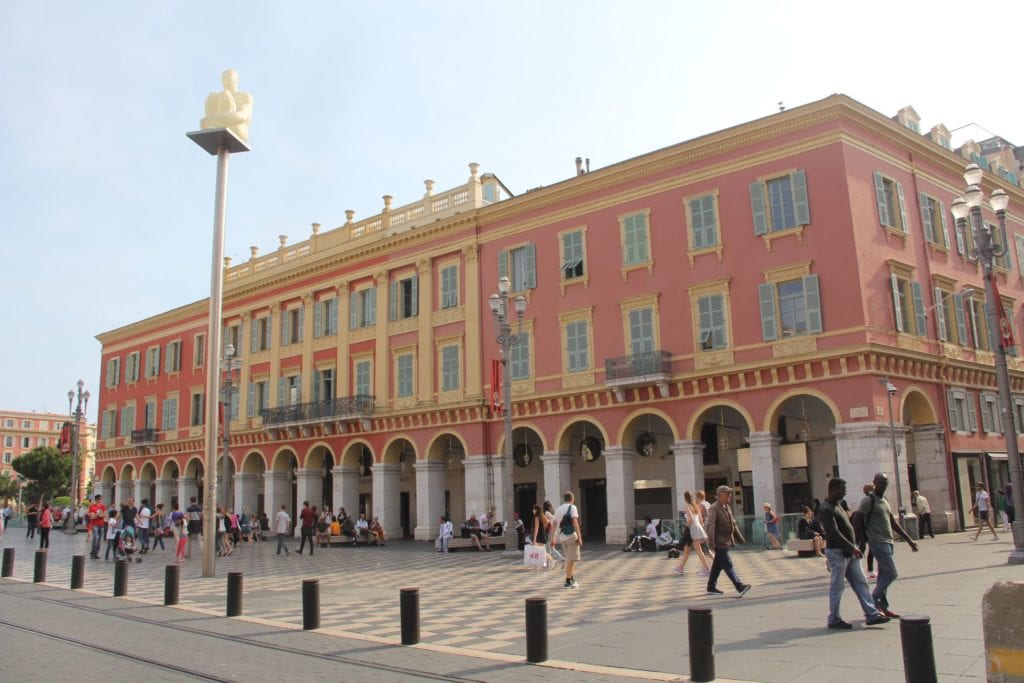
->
xmin=137 ymin=499 xmax=152 ymax=553
xmin=553 ymin=491 xmax=582 ymax=589
xmin=970 ymin=483 xmax=999 ymax=541
xmin=275 ymin=505 xmax=292 ymax=556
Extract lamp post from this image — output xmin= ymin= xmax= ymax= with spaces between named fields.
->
xmin=951 ymin=164 xmax=1024 ymax=564
xmin=880 ymin=377 xmax=906 ymax=528
xmin=489 ymin=276 xmax=526 ymax=550
xmin=66 ymin=380 xmax=90 ymax=533
xmin=220 ymin=344 xmax=242 ymax=510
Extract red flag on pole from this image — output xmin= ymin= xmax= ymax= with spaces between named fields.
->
xmin=59 ymin=422 xmax=72 ymax=453
xmin=218 ymin=402 xmax=225 ymax=439
xmin=991 ymin=277 xmax=1017 ymax=350
xmin=491 ymin=359 xmax=502 ymax=414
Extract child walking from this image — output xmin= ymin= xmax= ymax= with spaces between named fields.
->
xmin=104 ymin=509 xmax=119 ymax=560
xmin=173 ymin=514 xmax=188 ymax=563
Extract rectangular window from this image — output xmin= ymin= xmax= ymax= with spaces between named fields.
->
xmin=125 ymin=352 xmax=140 ymax=383
xmin=190 ymin=393 xmax=205 ymax=426
xmin=622 ymin=212 xmax=651 ymax=266
xmin=145 ymin=400 xmax=156 ymax=430
xmin=106 ymin=358 xmax=121 ymax=387
xmin=21 ymin=420 xmax=32 ymax=429
xmin=933 ymin=287 xmax=957 ymax=344
xmin=688 ymin=195 xmax=718 ymax=250
xmin=561 ymin=230 xmax=585 ymax=280
xmin=1016 ymin=235 xmax=1024 ymax=275
xmin=161 ymin=398 xmax=178 ymax=431
xmin=278 ymin=375 xmax=302 ymax=407
xmin=698 ymin=294 xmax=727 ymax=350
xmin=313 ymin=368 xmax=335 ymax=402
xmin=968 ymin=297 xmax=989 ymax=350
xmin=194 ymin=334 xmax=206 ymax=367
xmin=224 ymin=323 xmax=242 ymax=355
xmin=498 ymin=244 xmax=537 ymax=291
xmin=946 ymin=389 xmax=977 ymax=433
xmin=566 ymin=320 xmax=590 ymax=372
xmin=396 ymin=355 xmax=414 ymax=398
xmin=3 ymin=419 xmax=11 ymax=428
xmin=281 ymin=307 xmax=304 ymax=346
xmin=38 ymin=437 xmax=48 ymax=447
xmin=873 ymin=172 xmax=909 ymax=232
xmin=440 ymin=265 xmax=459 ymax=309
xmin=101 ymin=409 xmax=116 ymax=438
xmin=119 ymin=406 xmax=135 ymax=437
xmin=510 ymin=332 xmax=531 ymax=381
xmin=21 ymin=436 xmax=29 ymax=448
xmin=355 ymin=360 xmax=372 ymax=396
xmin=441 ymin=345 xmax=460 ymax=392
xmin=3 ymin=436 xmax=11 ymax=447
xmin=628 ymin=307 xmax=654 ymax=355
xmin=165 ymin=341 xmax=182 ymax=373
xmin=918 ymin=194 xmax=948 ymax=248
xmin=749 ymin=171 xmax=810 ymax=234
xmin=350 ymin=288 xmax=378 ymax=329
xmin=389 ymin=274 xmax=419 ymax=321
xmin=314 ymin=298 xmax=339 ymax=337
xmin=890 ymin=274 xmax=926 ymax=337
xmin=980 ymin=393 xmax=1002 ymax=434
xmin=758 ymin=275 xmax=822 ymax=341
xmin=251 ymin=317 xmax=272 ymax=352
xmin=2 ymin=453 xmax=10 ymax=464
xmin=145 ymin=347 xmax=160 ymax=378
xmin=246 ymin=381 xmax=269 ymax=418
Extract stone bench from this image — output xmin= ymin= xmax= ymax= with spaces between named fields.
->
xmin=326 ymin=534 xmax=378 ymax=547
xmin=441 ymin=534 xmax=508 ymax=551
xmin=786 ymin=538 xmax=817 ymax=557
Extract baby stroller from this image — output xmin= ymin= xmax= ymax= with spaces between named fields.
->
xmin=115 ymin=526 xmax=142 ymax=563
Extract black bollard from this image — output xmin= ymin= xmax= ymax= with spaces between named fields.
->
xmin=113 ymin=559 xmax=128 ymax=597
xmin=33 ymin=549 xmax=47 ymax=583
xmin=302 ymin=579 xmax=320 ymax=630
xmin=70 ymin=555 xmax=85 ymax=589
xmin=525 ymin=597 xmax=548 ymax=663
xmin=688 ymin=607 xmax=715 ymax=683
xmin=899 ymin=616 xmax=937 ymax=683
xmin=227 ymin=572 xmax=243 ymax=617
xmin=2 ymin=547 xmax=15 ymax=577
xmin=164 ymin=564 xmax=179 ymax=606
xmin=400 ymin=587 xmax=420 ymax=645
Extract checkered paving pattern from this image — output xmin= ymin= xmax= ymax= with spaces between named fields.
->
xmin=3 ymin=533 xmax=822 ymax=653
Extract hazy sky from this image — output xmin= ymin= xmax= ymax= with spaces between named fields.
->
xmin=1 ymin=1 xmax=1021 ymax=422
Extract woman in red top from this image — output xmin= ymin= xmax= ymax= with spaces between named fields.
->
xmin=38 ymin=502 xmax=53 ymax=549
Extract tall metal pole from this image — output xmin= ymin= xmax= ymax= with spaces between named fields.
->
xmin=220 ymin=348 xmax=239 ymax=510
xmin=882 ymin=378 xmax=905 ymax=527
xmin=501 ymin=329 xmax=514 ymax=538
xmin=66 ymin=382 xmax=88 ymax=533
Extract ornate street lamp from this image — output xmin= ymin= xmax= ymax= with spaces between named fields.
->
xmin=66 ymin=380 xmax=90 ymax=533
xmin=220 ymin=343 xmax=242 ymax=510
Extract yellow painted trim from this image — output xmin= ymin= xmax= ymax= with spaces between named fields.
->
xmin=618 ymin=207 xmax=653 ymax=270
xmin=763 ymin=261 xmax=813 ymax=283
xmin=553 ymin=415 xmax=611 ymax=454
xmin=556 ymin=224 xmax=590 ymax=294
xmin=619 ymin=294 xmax=661 ymax=355
xmin=614 ymin=407 xmax=680 ymax=446
xmin=685 ymin=399 xmax=756 ymax=442
xmin=762 ymin=388 xmax=843 ymax=433
xmin=987 ymin=646 xmax=1024 ymax=676
xmin=688 ymin=278 xmax=732 ymax=354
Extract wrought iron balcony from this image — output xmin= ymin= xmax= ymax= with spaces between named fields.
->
xmin=261 ymin=395 xmax=374 ymax=434
xmin=604 ymin=350 xmax=672 ymax=401
xmin=130 ymin=428 xmax=157 ymax=445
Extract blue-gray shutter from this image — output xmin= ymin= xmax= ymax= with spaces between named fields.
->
xmin=297 ymin=307 xmax=304 ymax=342
xmin=153 ymin=347 xmax=160 ymax=377
xmin=919 ymin=192 xmax=935 ymax=242
xmin=314 ymin=301 xmax=323 ymax=338
xmin=236 ymin=323 xmax=245 ymax=355
xmin=410 ymin=274 xmax=419 ymax=315
xmin=792 ymin=170 xmax=810 ymax=225
xmin=749 ymin=182 xmax=768 ymax=235
xmin=874 ymin=172 xmax=890 ymax=226
xmin=366 ymin=287 xmax=377 ymax=325
xmin=758 ymin=283 xmax=778 ymax=341
xmin=803 ymin=275 xmax=822 ymax=334
xmin=277 ymin=377 xmax=286 ymax=407
xmin=349 ymin=291 xmax=359 ymax=329
xmin=524 ymin=242 xmax=537 ymax=289
xmin=933 ymin=287 xmax=948 ymax=341
xmin=161 ymin=399 xmax=169 ymax=430
xmin=313 ymin=369 xmax=322 ymax=402
xmin=247 ymin=382 xmax=256 ymax=418
xmin=946 ymin=389 xmax=959 ymax=431
xmin=966 ymin=392 xmax=978 ymax=432
xmin=281 ymin=310 xmax=290 ymax=346
xmin=939 ymin=201 xmax=950 ymax=249
xmin=389 ymin=281 xmax=398 ymax=321
xmin=265 ymin=316 xmax=272 ymax=349
xmin=250 ymin=317 xmax=259 ymax=352
xmin=911 ymin=281 xmax=927 ymax=337
xmin=954 ymin=213 xmax=966 ymax=255
xmin=981 ymin=396 xmax=993 ymax=433
xmin=498 ymin=249 xmax=508 ymax=283
xmin=953 ymin=292 xmax=968 ymax=345
xmin=329 ymin=298 xmax=338 ymax=334
xmin=896 ymin=181 xmax=909 ymax=233
xmin=890 ymin=273 xmax=904 ymax=333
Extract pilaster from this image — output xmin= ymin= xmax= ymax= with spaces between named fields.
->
xmin=540 ymin=452 xmax=572 ymax=507
xmin=833 ymin=422 xmax=911 ymax=515
xmin=300 ymin=294 xmax=314 ymax=401
xmin=268 ymin=303 xmax=282 ymax=406
xmin=94 ymin=481 xmax=113 ymax=507
xmin=672 ymin=439 xmax=705 ymax=514
xmin=332 ymin=465 xmax=360 ymax=517
xmin=371 ymin=462 xmax=401 ymax=539
xmin=177 ymin=476 xmax=198 ymax=509
xmin=233 ymin=472 xmax=259 ymax=516
xmin=417 ymin=258 xmax=433 ymax=405
xmin=154 ymin=478 xmax=176 ymax=508
xmin=414 ymin=460 xmax=446 ymax=540
xmin=295 ymin=470 xmax=323 ymax=512
xmin=604 ymin=446 xmax=634 ymax=544
xmin=263 ymin=471 xmax=291 ymax=524
xmin=336 ymin=283 xmax=350 ymax=396
xmin=374 ymin=271 xmax=389 ymax=401
xmin=462 ymin=455 xmax=492 ymax=520
xmin=748 ymin=432 xmax=783 ymax=514
xmin=116 ymin=479 xmax=133 ymax=506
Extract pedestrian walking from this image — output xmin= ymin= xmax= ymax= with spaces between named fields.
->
xmin=704 ymin=486 xmax=751 ymax=597
xmin=186 ymin=497 xmax=203 ymax=558
xmin=542 ymin=501 xmax=566 ymax=566
xmin=674 ymin=490 xmax=711 ymax=576
xmin=553 ymin=491 xmax=582 ymax=589
xmin=105 ymin=509 xmax=120 ymax=560
xmin=296 ymin=501 xmax=315 ymax=555
xmin=275 ymin=505 xmax=291 ymax=556
xmin=819 ymin=478 xmax=890 ymax=630
xmin=763 ymin=502 xmax=782 ymax=549
xmin=137 ymin=498 xmax=152 ymax=553
xmin=857 ymin=473 xmax=918 ymax=618
xmin=150 ymin=503 xmax=166 ymax=552
xmin=995 ymin=489 xmax=1008 ymax=532
xmin=38 ymin=502 xmax=53 ymax=549
xmin=1005 ymin=483 xmax=1016 ymax=532
xmin=970 ymin=482 xmax=999 ymax=541
xmin=25 ymin=504 xmax=38 ymax=539
xmin=87 ymin=495 xmax=106 ymax=558
xmin=171 ymin=508 xmax=188 ymax=563
xmin=911 ymin=490 xmax=934 ymax=539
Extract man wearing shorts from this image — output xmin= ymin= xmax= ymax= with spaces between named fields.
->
xmin=553 ymin=491 xmax=582 ymax=589
xmin=970 ymin=482 xmax=999 ymax=541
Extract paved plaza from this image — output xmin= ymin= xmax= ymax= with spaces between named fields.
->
xmin=0 ymin=528 xmax=1019 ymax=681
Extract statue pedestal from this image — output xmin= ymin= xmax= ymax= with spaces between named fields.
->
xmin=186 ymin=127 xmax=250 ymax=156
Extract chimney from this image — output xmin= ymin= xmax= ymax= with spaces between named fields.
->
xmin=585 ymin=158 xmax=590 ymax=173
xmin=575 ymin=157 xmax=583 ymax=176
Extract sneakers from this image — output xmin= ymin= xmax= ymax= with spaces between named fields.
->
xmin=881 ymin=609 xmax=900 ymax=619
xmin=673 ymin=566 xmax=685 ymax=575
xmin=828 ymin=620 xmax=853 ymax=630
xmin=706 ymin=588 xmax=724 ymax=595
xmin=564 ymin=578 xmax=579 ymax=589
xmin=866 ymin=571 xmax=877 ymax=580
xmin=737 ymin=584 xmax=751 ymax=597
xmin=865 ymin=615 xmax=891 ymax=626
xmin=697 ymin=569 xmax=710 ymax=577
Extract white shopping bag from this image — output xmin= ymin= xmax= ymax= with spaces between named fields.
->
xmin=523 ymin=544 xmax=547 ymax=568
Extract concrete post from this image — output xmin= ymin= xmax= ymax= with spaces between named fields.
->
xmin=604 ymin=446 xmax=634 ymax=544
xmin=672 ymin=440 xmax=705 ymax=514
xmin=414 ymin=460 xmax=445 ymax=540
xmin=982 ymin=581 xmax=1024 ymax=681
xmin=748 ymin=432 xmax=783 ymax=514
xmin=371 ymin=463 xmax=401 ymax=539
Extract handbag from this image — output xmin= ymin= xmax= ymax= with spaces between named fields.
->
xmin=523 ymin=544 xmax=548 ymax=568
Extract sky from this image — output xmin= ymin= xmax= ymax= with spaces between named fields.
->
xmin=1 ymin=1 xmax=1022 ymax=423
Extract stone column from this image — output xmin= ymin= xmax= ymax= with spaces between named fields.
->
xmin=263 ymin=472 xmax=291 ymax=522
xmin=541 ymin=452 xmax=572 ymax=507
xmin=94 ymin=481 xmax=113 ymax=507
xmin=833 ymin=422 xmax=910 ymax=516
xmin=295 ymin=470 xmax=323 ymax=511
xmin=672 ymin=440 xmax=705 ymax=514
xmin=115 ymin=480 xmax=133 ymax=506
xmin=414 ymin=460 xmax=446 ymax=540
xmin=748 ymin=432 xmax=783 ymax=514
xmin=332 ymin=466 xmax=360 ymax=517
xmin=371 ymin=463 xmax=401 ymax=539
xmin=604 ymin=446 xmax=634 ymax=544
xmin=177 ymin=477 xmax=198 ymax=509
xmin=133 ymin=479 xmax=149 ymax=504
xmin=908 ymin=425 xmax=950 ymax=532
xmin=154 ymin=478 xmax=176 ymax=508
xmin=462 ymin=455 xmax=491 ymax=519
xmin=234 ymin=473 xmax=259 ymax=516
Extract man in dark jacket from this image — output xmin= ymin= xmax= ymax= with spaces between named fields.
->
xmin=704 ymin=486 xmax=751 ymax=597
xmin=819 ymin=478 xmax=890 ymax=630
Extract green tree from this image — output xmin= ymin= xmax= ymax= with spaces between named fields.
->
xmin=0 ymin=473 xmax=20 ymax=505
xmin=11 ymin=447 xmax=71 ymax=503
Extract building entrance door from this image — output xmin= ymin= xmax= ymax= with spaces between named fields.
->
xmin=579 ymin=478 xmax=607 ymax=541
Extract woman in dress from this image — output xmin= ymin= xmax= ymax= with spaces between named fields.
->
xmin=674 ymin=491 xmax=711 ymax=576
xmin=542 ymin=501 xmax=566 ymax=566
xmin=530 ymin=504 xmax=554 ymax=568
xmin=763 ymin=502 xmax=782 ymax=549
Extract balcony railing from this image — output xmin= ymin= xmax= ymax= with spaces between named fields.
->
xmin=130 ymin=428 xmax=157 ymax=445
xmin=604 ymin=350 xmax=672 ymax=401
xmin=261 ymin=395 xmax=374 ymax=428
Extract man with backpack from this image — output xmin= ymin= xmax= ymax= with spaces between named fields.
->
xmin=553 ymin=491 xmax=582 ymax=589
xmin=856 ymin=472 xmax=918 ymax=619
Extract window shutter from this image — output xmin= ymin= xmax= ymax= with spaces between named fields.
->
xmin=749 ymin=182 xmax=768 ymax=235
xmin=329 ymin=298 xmax=338 ymax=334
xmin=938 ymin=201 xmax=950 ymax=249
xmin=524 ymin=242 xmax=537 ymax=288
xmin=411 ymin=274 xmax=419 ymax=316
xmin=366 ymin=287 xmax=377 ymax=325
xmin=758 ymin=283 xmax=778 ymax=341
xmin=281 ymin=311 xmax=290 ymax=346
xmin=161 ymin=400 xmax=168 ymax=430
xmin=389 ymin=281 xmax=398 ymax=321
xmin=698 ymin=297 xmax=711 ymax=336
xmin=314 ymin=301 xmax=323 ymax=338
xmin=154 ymin=347 xmax=160 ymax=376
xmin=498 ymin=249 xmax=508 ymax=283
xmin=165 ymin=344 xmax=172 ymax=372
xmin=250 ymin=318 xmax=259 ymax=352
xmin=890 ymin=273 xmax=904 ymax=333
xmin=297 ymin=306 xmax=304 ymax=342
xmin=966 ymin=392 xmax=978 ymax=432
xmin=295 ymin=374 xmax=302 ymax=404
xmin=954 ymin=215 xmax=966 ymax=255
xmin=803 ymin=274 xmax=822 ymax=334
xmin=896 ymin=181 xmax=909 ymax=233
xmin=946 ymin=390 xmax=959 ymax=431
xmin=791 ymin=170 xmax=810 ymax=225
xmin=265 ymin=316 xmax=272 ymax=349
xmin=981 ymin=396 xmax=993 ymax=433
xmin=350 ymin=291 xmax=359 ymax=329
xmin=874 ymin=172 xmax=890 ymax=226
xmin=277 ymin=377 xmax=286 ymax=407
xmin=247 ymin=383 xmax=256 ymax=418
xmin=933 ymin=288 xmax=948 ymax=341
xmin=313 ymin=370 xmax=322 ymax=402
xmin=1015 ymin=401 xmax=1022 ymax=435
xmin=953 ymin=293 xmax=968 ymax=346
xmin=911 ymin=281 xmax=927 ymax=337
xmin=690 ymin=199 xmax=704 ymax=249
xmin=919 ymin=193 xmax=935 ymax=242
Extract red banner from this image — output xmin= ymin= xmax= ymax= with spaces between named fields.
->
xmin=490 ymin=359 xmax=502 ymax=414
xmin=58 ymin=422 xmax=72 ymax=454
xmin=991 ymin=277 xmax=1017 ymax=350
xmin=218 ymin=402 xmax=225 ymax=439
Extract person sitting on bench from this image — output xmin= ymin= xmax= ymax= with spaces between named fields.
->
xmin=464 ymin=514 xmax=490 ymax=551
xmin=353 ymin=513 xmax=371 ymax=545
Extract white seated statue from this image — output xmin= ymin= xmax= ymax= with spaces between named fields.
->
xmin=200 ymin=68 xmax=253 ymax=143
